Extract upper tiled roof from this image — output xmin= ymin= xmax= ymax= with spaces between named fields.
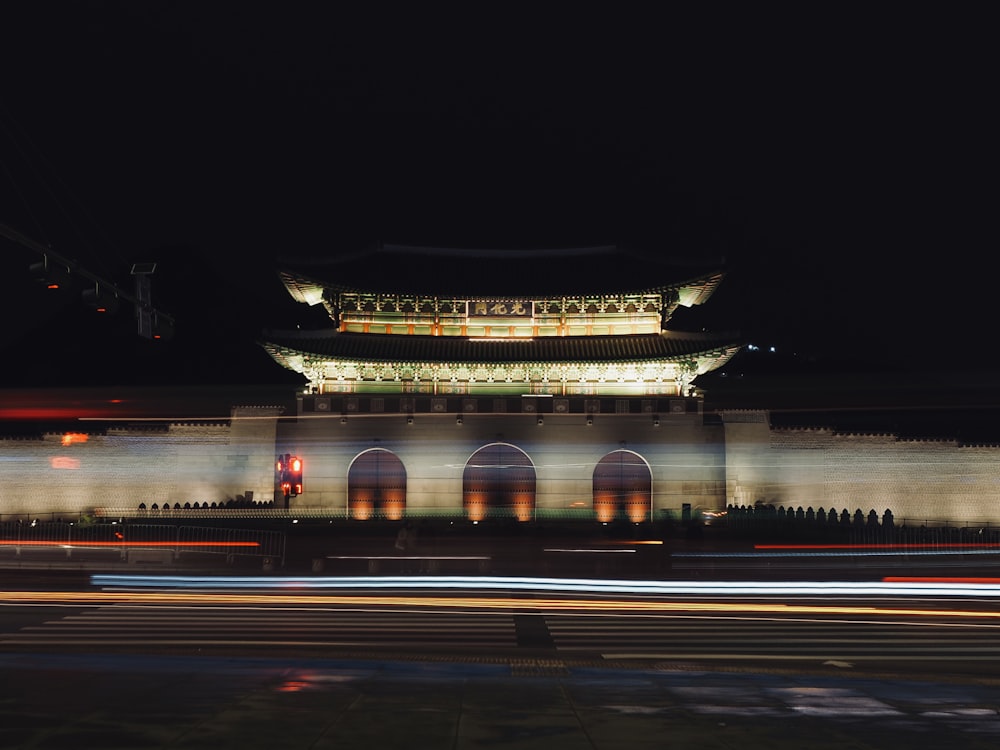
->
xmin=261 ymin=329 xmax=742 ymax=364
xmin=277 ymin=244 xmax=725 ymax=297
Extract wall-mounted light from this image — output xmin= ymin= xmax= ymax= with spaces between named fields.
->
xmin=340 ymin=416 xmax=348 ymax=424
xmin=653 ymin=415 xmax=660 ymax=427
xmin=456 ymin=415 xmax=463 ymax=425
xmin=586 ymin=417 xmax=593 ymax=426
xmin=406 ymin=416 xmax=414 ymax=425
xmin=537 ymin=416 xmax=544 ymax=426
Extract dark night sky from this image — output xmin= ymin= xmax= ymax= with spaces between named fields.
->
xmin=1 ymin=3 xmax=996 ymax=437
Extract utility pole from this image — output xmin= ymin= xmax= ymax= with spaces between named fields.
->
xmin=1 ymin=221 xmax=175 ymax=340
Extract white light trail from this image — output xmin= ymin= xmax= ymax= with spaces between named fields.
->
xmin=88 ymin=575 xmax=1000 ymax=598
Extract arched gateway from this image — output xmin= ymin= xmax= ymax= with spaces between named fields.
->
xmin=593 ymin=449 xmax=652 ymax=523
xmin=347 ymin=448 xmax=406 ymax=520
xmin=463 ymin=443 xmax=536 ymax=522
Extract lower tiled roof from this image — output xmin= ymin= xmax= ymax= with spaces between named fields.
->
xmin=261 ymin=330 xmax=742 ymax=364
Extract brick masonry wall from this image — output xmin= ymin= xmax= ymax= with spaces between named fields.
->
xmin=724 ymin=412 xmax=1000 ymax=524
xmin=0 ymin=408 xmax=282 ymax=518
xmin=276 ymin=411 xmax=727 ymax=516
xmin=5 ymin=406 xmax=998 ymax=524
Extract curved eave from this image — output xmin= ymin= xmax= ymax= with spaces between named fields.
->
xmin=278 ymin=271 xmax=329 ymax=305
xmin=694 ymin=344 xmax=742 ymax=374
xmin=676 ymin=271 xmax=724 ymax=307
xmin=260 ymin=330 xmax=743 ymax=369
xmin=278 ymin=268 xmax=726 ymax=303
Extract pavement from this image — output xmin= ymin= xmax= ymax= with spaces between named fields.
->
xmin=5 ymin=527 xmax=1000 ymax=748
xmin=3 ymin=651 xmax=1000 ymax=749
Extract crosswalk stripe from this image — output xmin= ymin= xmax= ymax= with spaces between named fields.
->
xmin=8 ymin=606 xmax=1000 ymax=660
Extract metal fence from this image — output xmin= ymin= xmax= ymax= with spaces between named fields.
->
xmin=725 ymin=504 xmax=1000 ymax=545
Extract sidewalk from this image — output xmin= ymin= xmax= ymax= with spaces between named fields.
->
xmin=2 ymin=651 xmax=999 ymax=749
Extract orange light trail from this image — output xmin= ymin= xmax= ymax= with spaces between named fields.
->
xmin=609 ymin=540 xmax=664 ymax=545
xmin=2 ymin=590 xmax=1000 ymax=621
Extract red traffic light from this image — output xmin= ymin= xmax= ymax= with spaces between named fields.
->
xmin=276 ymin=454 xmax=304 ymax=496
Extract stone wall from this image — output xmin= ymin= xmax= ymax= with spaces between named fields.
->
xmin=6 ymin=404 xmax=997 ymax=525
xmin=723 ymin=411 xmax=1000 ymax=525
xmin=277 ymin=410 xmax=727 ymax=517
xmin=0 ymin=407 xmax=282 ymax=518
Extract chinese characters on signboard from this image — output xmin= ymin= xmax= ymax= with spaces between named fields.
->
xmin=467 ymin=300 xmax=533 ymax=318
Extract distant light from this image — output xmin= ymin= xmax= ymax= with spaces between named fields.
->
xmin=769 ymin=346 xmax=776 ymax=353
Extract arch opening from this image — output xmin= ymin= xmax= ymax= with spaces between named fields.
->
xmin=593 ymin=449 xmax=652 ymax=523
xmin=347 ymin=448 xmax=407 ymax=520
xmin=462 ymin=443 xmax=536 ymax=522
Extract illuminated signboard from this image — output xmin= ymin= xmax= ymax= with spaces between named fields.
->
xmin=467 ymin=300 xmax=533 ymax=318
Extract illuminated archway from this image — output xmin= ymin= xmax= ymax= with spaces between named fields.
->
xmin=347 ymin=448 xmax=407 ymax=520
xmin=593 ymin=450 xmax=652 ymax=523
xmin=463 ymin=443 xmax=536 ymax=522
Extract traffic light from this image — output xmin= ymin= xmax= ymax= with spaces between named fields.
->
xmin=276 ymin=455 xmax=289 ymax=496
xmin=288 ymin=456 xmax=303 ymax=496
xmin=151 ymin=312 xmax=174 ymax=341
xmin=29 ymin=256 xmax=71 ymax=289
xmin=276 ymin=454 xmax=304 ymax=497
xmin=81 ymin=284 xmax=120 ymax=314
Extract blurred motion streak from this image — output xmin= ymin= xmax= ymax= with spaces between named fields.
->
xmin=2 ymin=587 xmax=1000 ymax=622
xmin=83 ymin=574 xmax=1000 ymax=600
xmin=757 ymin=543 xmax=1000 ymax=550
xmin=0 ymin=540 xmax=259 ymax=547
xmin=884 ymin=577 xmax=1000 ymax=583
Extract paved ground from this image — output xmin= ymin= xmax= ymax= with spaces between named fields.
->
xmin=4 ymin=528 xmax=1000 ymax=747
xmin=1 ymin=651 xmax=1000 ymax=749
